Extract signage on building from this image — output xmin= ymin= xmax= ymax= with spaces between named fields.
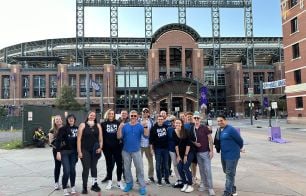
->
xmin=271 ymin=102 xmax=278 ymax=109
xmin=248 ymin=88 xmax=254 ymax=97
xmin=263 ymin=79 xmax=286 ymax=89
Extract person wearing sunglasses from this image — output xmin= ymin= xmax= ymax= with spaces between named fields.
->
xmin=117 ymin=110 xmax=149 ymax=196
xmin=139 ymin=108 xmax=155 ymax=183
xmin=191 ymin=111 xmax=215 ymax=195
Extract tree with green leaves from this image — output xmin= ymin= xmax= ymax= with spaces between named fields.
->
xmin=55 ymin=85 xmax=84 ymax=110
xmin=0 ymin=106 xmax=8 ymax=117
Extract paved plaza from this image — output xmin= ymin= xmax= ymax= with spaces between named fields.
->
xmin=0 ymin=119 xmax=306 ymax=196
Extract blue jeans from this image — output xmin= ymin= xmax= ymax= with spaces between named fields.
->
xmin=221 ymin=158 xmax=239 ymax=194
xmin=197 ymin=151 xmax=213 ymax=189
xmin=155 ymin=148 xmax=169 ymax=182
xmin=177 ymin=153 xmax=193 ymax=185
xmin=61 ymin=150 xmax=78 ymax=189
xmin=122 ymin=150 xmax=146 ymax=188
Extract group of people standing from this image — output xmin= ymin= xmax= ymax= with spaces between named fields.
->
xmin=47 ymin=108 xmax=244 ymax=196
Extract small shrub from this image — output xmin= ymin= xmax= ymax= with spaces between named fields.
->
xmin=0 ymin=140 xmax=23 ymax=150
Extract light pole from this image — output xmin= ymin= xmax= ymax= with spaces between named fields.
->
xmin=13 ymin=67 xmax=17 ymax=107
xmin=268 ymin=106 xmax=272 ymax=127
xmin=247 ymin=78 xmax=253 ymax=125
xmin=128 ymin=64 xmax=131 ymax=111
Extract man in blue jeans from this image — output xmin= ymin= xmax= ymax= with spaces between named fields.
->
xmin=149 ymin=115 xmax=170 ymax=186
xmin=117 ymin=110 xmax=149 ymax=195
xmin=217 ymin=115 xmax=243 ymax=196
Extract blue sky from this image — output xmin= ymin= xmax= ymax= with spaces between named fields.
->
xmin=0 ymin=0 xmax=282 ymax=49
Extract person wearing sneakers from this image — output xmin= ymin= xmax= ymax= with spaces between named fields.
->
xmin=77 ymin=111 xmax=103 ymax=194
xmin=217 ymin=115 xmax=243 ymax=196
xmin=167 ymin=115 xmax=183 ymax=188
xmin=117 ymin=110 xmax=149 ymax=196
xmin=101 ymin=109 xmax=124 ymax=190
xmin=48 ymin=115 xmax=63 ymax=191
xmin=173 ymin=119 xmax=194 ymax=193
xmin=56 ymin=114 xmax=78 ymax=196
xmin=139 ymin=107 xmax=155 ymax=183
xmin=149 ymin=115 xmax=170 ymax=186
xmin=191 ymin=111 xmax=215 ymax=196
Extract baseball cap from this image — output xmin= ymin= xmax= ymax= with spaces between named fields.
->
xmin=193 ymin=111 xmax=201 ymax=118
xmin=142 ymin=108 xmax=149 ymax=112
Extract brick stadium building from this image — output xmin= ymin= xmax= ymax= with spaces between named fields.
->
xmin=0 ymin=0 xmax=285 ymax=119
xmin=281 ymin=0 xmax=306 ymax=124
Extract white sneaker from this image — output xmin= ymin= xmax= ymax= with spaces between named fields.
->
xmin=105 ymin=180 xmax=112 ymax=190
xmin=184 ymin=185 xmax=194 ymax=193
xmin=181 ymin=184 xmax=188 ymax=192
xmin=54 ymin=183 xmax=60 ymax=190
xmin=117 ymin=181 xmax=125 ymax=190
xmin=208 ymin=189 xmax=216 ymax=196
xmin=63 ymin=188 xmax=69 ymax=196
xmin=71 ymin=186 xmax=76 ymax=194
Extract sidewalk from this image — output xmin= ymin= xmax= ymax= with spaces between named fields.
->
xmin=1 ymin=119 xmax=306 ymax=196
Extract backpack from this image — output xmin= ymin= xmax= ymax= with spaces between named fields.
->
xmin=214 ymin=128 xmax=221 ymax=153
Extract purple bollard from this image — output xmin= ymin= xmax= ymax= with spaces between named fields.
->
xmin=268 ymin=127 xmax=287 ymax=143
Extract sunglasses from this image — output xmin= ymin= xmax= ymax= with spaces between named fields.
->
xmin=130 ymin=115 xmax=137 ymax=118
xmin=157 ymin=119 xmax=164 ymax=121
xmin=193 ymin=117 xmax=200 ymax=120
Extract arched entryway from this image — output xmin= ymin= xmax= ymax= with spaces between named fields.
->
xmin=148 ymin=77 xmax=202 ymax=114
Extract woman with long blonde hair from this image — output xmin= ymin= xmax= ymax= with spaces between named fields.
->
xmin=48 ymin=115 xmax=63 ymax=190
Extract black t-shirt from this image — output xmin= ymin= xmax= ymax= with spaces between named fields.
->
xmin=149 ymin=124 xmax=168 ymax=149
xmin=101 ymin=119 xmax=121 ymax=148
xmin=56 ymin=125 xmax=78 ymax=152
xmin=173 ymin=130 xmax=192 ymax=159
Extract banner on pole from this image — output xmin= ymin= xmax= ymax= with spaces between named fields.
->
xmin=263 ymin=79 xmax=286 ymax=89
xmin=91 ymin=80 xmax=101 ymax=91
xmin=199 ymin=86 xmax=208 ymax=109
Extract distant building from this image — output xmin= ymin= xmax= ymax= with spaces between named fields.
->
xmin=281 ymin=0 xmax=306 ymax=124
xmin=0 ymin=1 xmax=285 ymax=118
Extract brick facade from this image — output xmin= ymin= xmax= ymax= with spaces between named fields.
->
xmin=282 ymin=0 xmax=306 ymax=124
